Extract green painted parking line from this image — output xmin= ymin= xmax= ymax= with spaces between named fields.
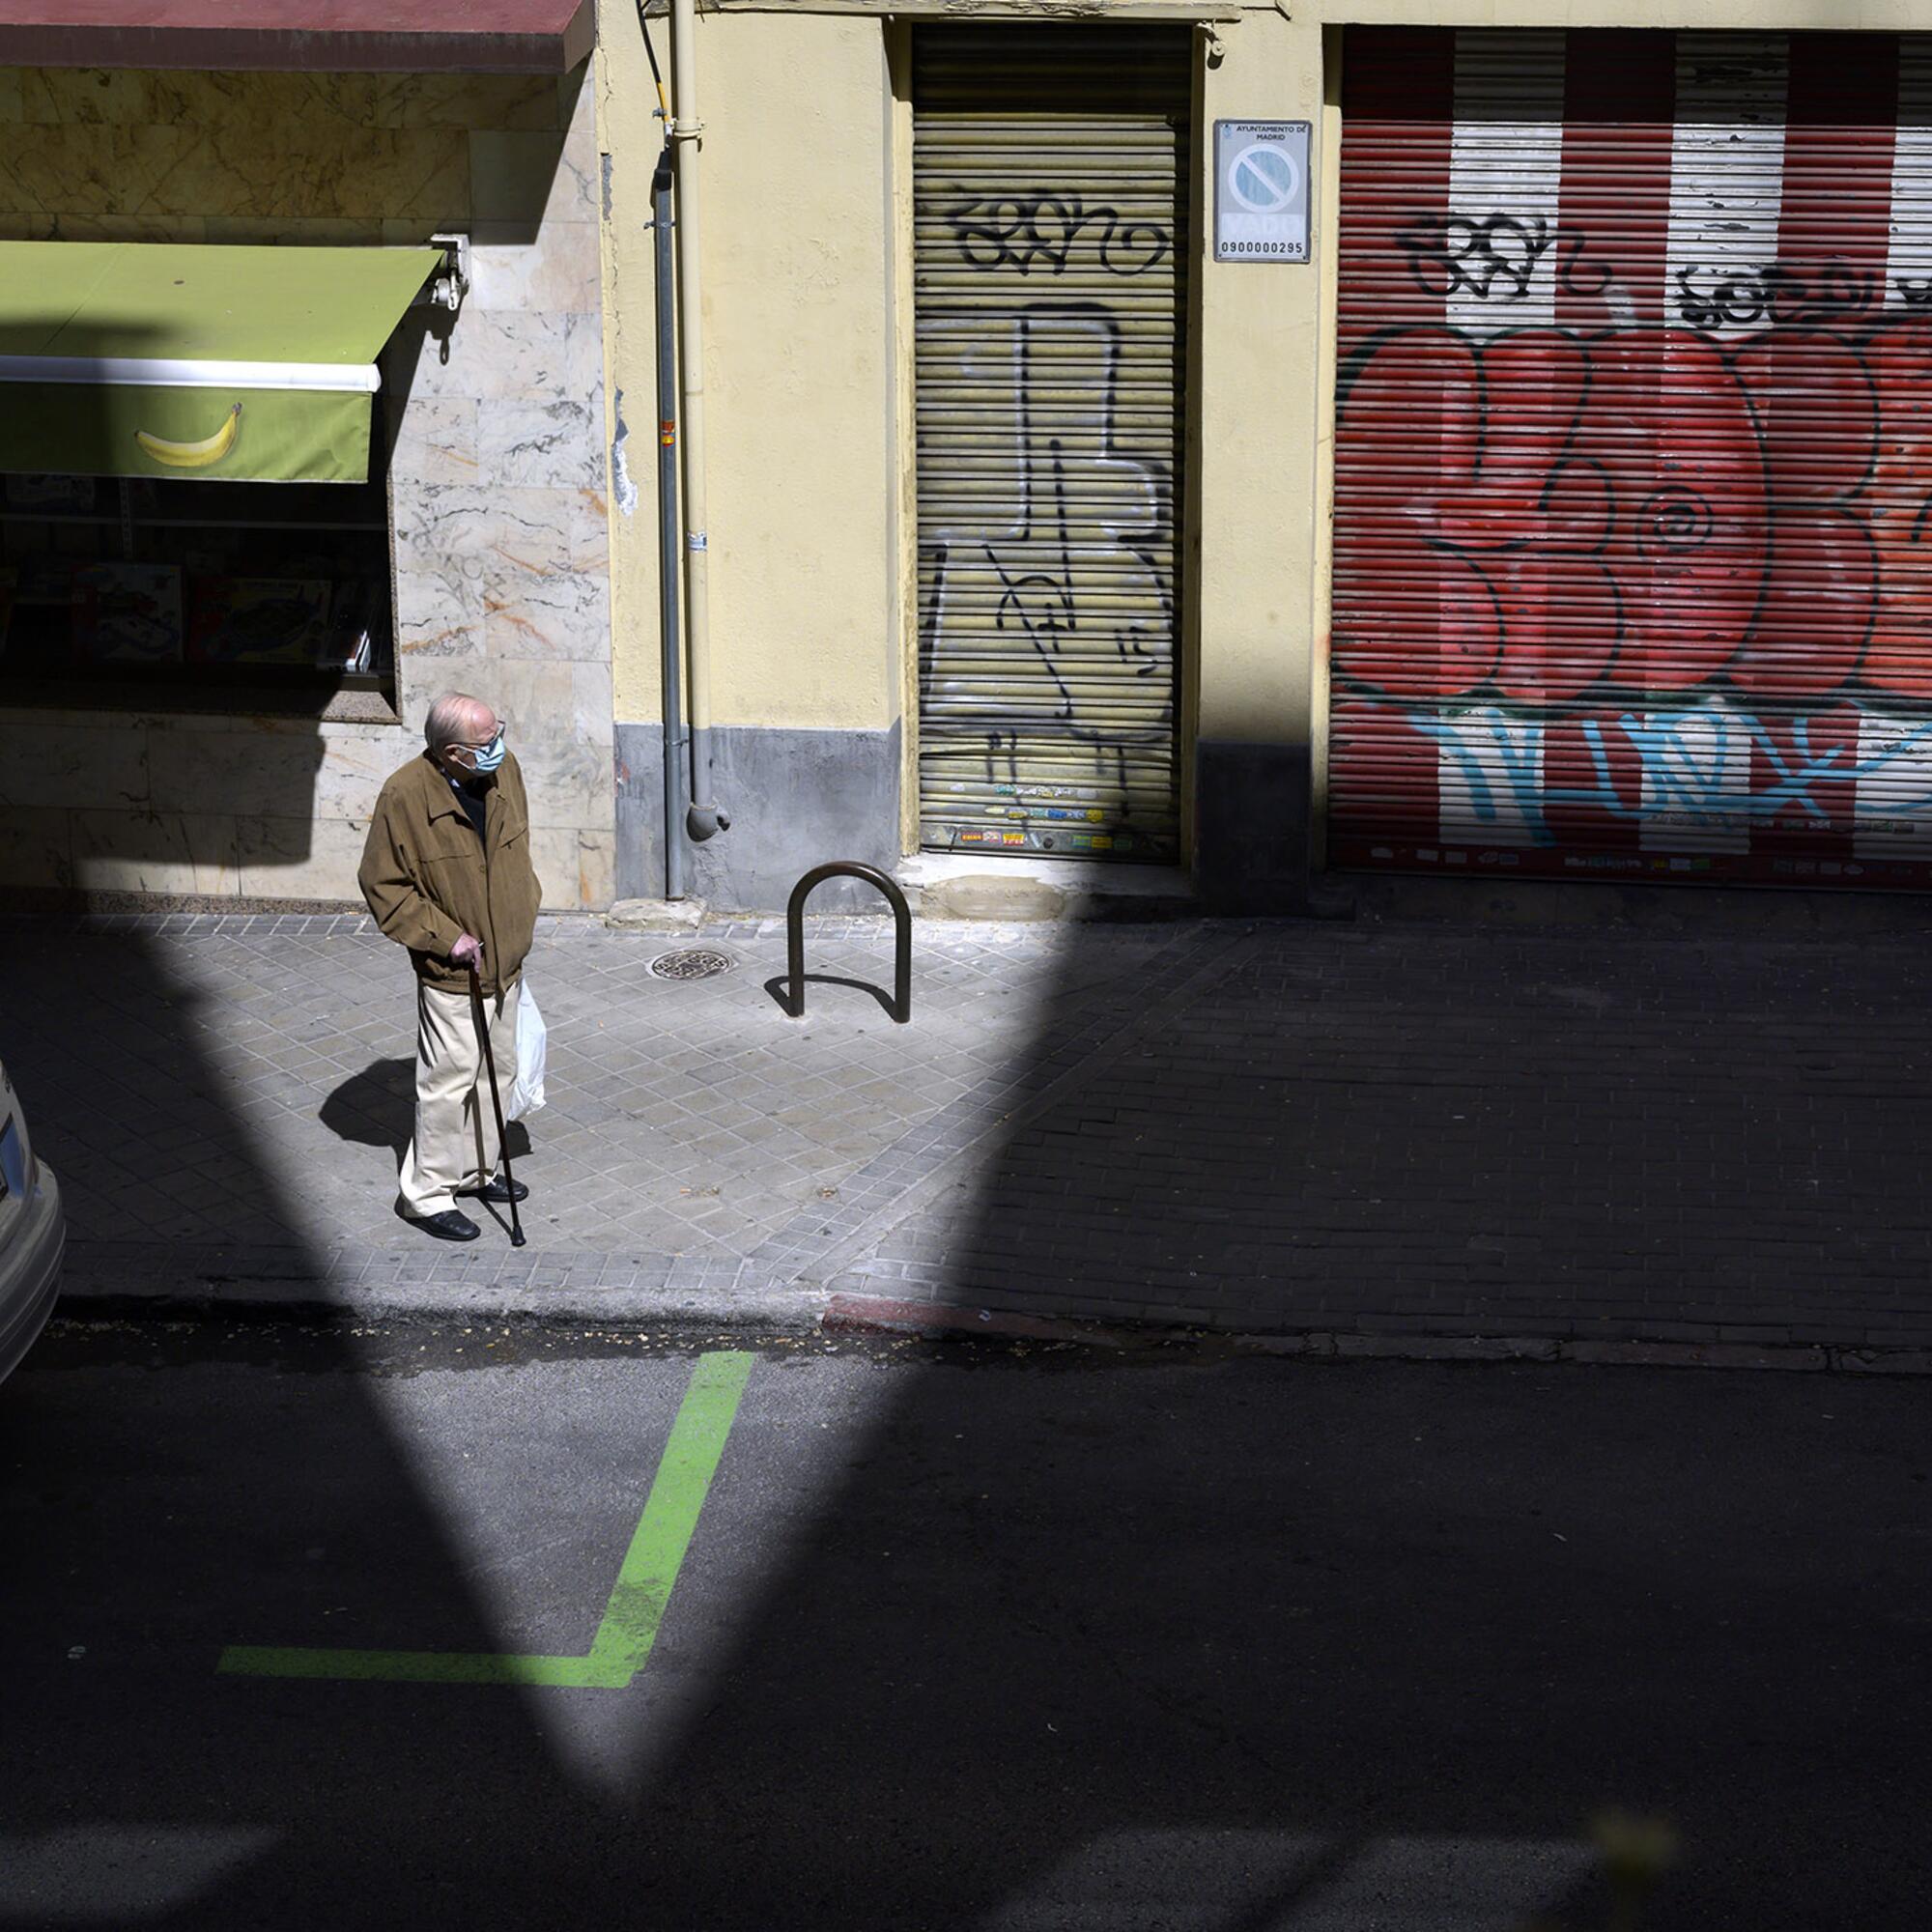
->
xmin=218 ymin=1350 xmax=754 ymax=1689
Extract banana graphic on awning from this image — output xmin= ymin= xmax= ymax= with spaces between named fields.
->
xmin=135 ymin=401 xmax=242 ymax=469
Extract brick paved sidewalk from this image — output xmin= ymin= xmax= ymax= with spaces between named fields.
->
xmin=829 ymin=920 xmax=1932 ymax=1354
xmin=1 ymin=909 xmax=1206 ymax=1321
xmin=7 ymin=901 xmax=1932 ymax=1353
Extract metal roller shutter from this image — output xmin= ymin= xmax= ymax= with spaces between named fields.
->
xmin=912 ymin=26 xmax=1190 ymax=862
xmin=1332 ymin=27 xmax=1932 ymax=889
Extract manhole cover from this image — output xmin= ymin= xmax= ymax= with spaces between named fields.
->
xmin=649 ymin=947 xmax=736 ymax=981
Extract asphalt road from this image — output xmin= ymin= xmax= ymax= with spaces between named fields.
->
xmin=2 ymin=1321 xmax=1928 ymax=1931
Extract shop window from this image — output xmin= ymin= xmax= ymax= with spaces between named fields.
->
xmin=0 ymin=419 xmax=395 ymax=717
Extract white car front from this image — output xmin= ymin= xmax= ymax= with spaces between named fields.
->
xmin=0 ymin=1055 xmax=63 ymax=1382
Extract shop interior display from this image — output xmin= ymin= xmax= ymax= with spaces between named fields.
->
xmin=0 ymin=468 xmax=391 ymax=696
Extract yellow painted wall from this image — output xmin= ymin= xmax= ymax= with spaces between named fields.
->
xmin=602 ymin=10 xmax=898 ymax=735
xmin=1192 ymin=7 xmax=1326 ymax=757
xmin=602 ymin=3 xmax=1335 ymax=857
xmin=600 ymin=0 xmax=1924 ymax=884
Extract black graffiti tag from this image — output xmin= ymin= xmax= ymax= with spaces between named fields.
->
xmin=1398 ymin=213 xmax=1551 ymax=302
xmin=1634 ymin=484 xmax=1717 ymax=562
xmin=1397 ymin=213 xmax=1618 ymax=305
xmin=918 ymin=306 xmax=1176 ymax=804
xmin=947 ymin=192 xmax=1172 ymax=278
xmin=1676 ymin=262 xmax=1880 ymax=329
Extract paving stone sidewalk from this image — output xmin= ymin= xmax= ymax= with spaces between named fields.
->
xmin=8 ymin=901 xmax=1932 ymax=1354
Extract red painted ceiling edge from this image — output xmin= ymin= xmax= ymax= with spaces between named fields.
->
xmin=0 ymin=1 xmax=594 ymax=73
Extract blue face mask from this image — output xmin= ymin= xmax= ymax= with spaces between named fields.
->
xmin=468 ymin=731 xmax=506 ymax=774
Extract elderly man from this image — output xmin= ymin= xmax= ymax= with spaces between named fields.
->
xmin=358 ymin=692 xmax=543 ymax=1241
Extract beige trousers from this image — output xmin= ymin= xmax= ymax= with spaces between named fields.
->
xmin=398 ymin=975 xmax=520 ymax=1217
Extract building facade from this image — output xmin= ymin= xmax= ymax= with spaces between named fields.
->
xmin=7 ymin=2 xmax=1932 ymax=913
xmin=603 ymin=0 xmax=1932 ymax=910
xmin=0 ymin=5 xmax=614 ymax=912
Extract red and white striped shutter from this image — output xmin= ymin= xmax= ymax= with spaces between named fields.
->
xmin=1331 ymin=28 xmax=1932 ymax=889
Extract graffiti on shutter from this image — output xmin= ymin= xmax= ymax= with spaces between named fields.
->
xmin=1332 ymin=28 xmax=1932 ymax=887
xmin=913 ymin=27 xmax=1188 ymax=862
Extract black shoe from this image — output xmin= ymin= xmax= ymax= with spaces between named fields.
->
xmin=411 ymin=1208 xmax=481 ymax=1241
xmin=458 ymin=1177 xmax=529 ymax=1205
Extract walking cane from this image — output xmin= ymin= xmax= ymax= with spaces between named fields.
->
xmin=468 ymin=962 xmax=527 ymax=1247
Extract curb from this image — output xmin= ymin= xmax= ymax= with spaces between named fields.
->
xmin=49 ymin=1277 xmax=1932 ymax=1375
xmin=52 ymin=1274 xmax=828 ymax=1332
xmin=819 ymin=1294 xmax=1932 ymax=1375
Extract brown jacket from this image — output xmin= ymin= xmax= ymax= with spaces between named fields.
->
xmin=357 ymin=749 xmax=542 ymax=997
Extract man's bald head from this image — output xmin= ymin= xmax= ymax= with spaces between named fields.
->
xmin=424 ymin=692 xmax=497 ymax=753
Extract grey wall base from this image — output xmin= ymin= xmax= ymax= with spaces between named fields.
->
xmin=614 ymin=721 xmax=902 ymax=913
xmin=613 ymin=721 xmax=670 ymax=901
xmin=620 ymin=725 xmax=1312 ymax=914
xmin=1193 ymin=739 xmax=1314 ymax=914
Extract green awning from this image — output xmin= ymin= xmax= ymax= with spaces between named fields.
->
xmin=0 ymin=242 xmax=442 ymax=484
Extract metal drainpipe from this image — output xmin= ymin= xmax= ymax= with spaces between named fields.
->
xmin=670 ymin=0 xmax=727 ymax=843
xmin=651 ymin=143 xmax=690 ymax=898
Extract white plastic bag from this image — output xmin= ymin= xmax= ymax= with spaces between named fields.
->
xmin=506 ymin=978 xmax=547 ymax=1122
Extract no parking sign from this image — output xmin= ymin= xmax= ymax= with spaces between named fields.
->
xmin=1213 ymin=120 xmax=1312 ymax=264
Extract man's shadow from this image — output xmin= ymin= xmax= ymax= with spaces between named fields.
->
xmin=321 ymin=1060 xmax=529 ymax=1160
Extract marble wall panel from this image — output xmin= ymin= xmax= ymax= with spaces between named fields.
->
xmin=561 ymin=74 xmax=596 ymax=164
xmin=51 ymin=710 xmax=249 ymax=732
xmin=470 ymin=131 xmax=572 ymax=231
xmin=478 ymin=486 xmax=576 ymax=577
xmin=311 ymin=726 xmax=418 ymax=819
xmin=552 ymin=108 xmax=601 ymax=237
xmin=480 ymin=400 xmax=607 ymax=493
xmin=197 ymin=128 xmax=470 ymax=224
xmin=501 ymin=725 xmax=609 ymax=829
xmin=236 ymin=814 xmax=370 ymax=901
xmin=17 ymin=68 xmax=167 ymax=126
xmin=123 ymin=71 xmax=382 ymax=131
xmin=148 ymin=721 xmax=401 ymax=821
xmin=393 ymin=684 xmax=435 ymax=743
xmin=0 ymin=124 xmax=192 ymax=219
xmin=0 ymin=722 xmax=148 ymax=810
xmin=392 ymin=486 xmax=490 ymax=621
xmin=393 ymin=486 xmax=602 ymax=627
xmin=400 ymin=309 xmax=603 ymax=404
xmin=202 ymin=215 xmax=387 ymax=246
xmin=372 ymin=73 xmax=560 ymax=133
xmin=407 ymin=483 xmax=611 ymax=668
xmin=389 ymin=397 xmax=482 ymax=489
xmin=485 ymin=659 xmax=613 ymax=825
xmin=569 ymin=488 xmax=611 ymax=576
xmin=528 ymin=823 xmax=616 ymax=912
xmin=486 ymin=551 xmax=609 ymax=664
xmin=379 ymin=217 xmax=448 ymax=250
xmin=146 ymin=727 xmax=324 ymax=821
xmin=580 ymin=827 xmax=617 ymax=911
xmin=146 ymin=127 xmax=296 ymax=218
xmin=0 ymin=120 xmax=471 ymax=226
xmin=0 ymin=212 xmax=206 ymax=242
xmin=71 ymin=810 xmax=240 ymax=895
xmin=469 ymin=217 xmax=600 ymax=314
xmin=393 ymin=578 xmax=486 ymax=668
xmin=512 ymin=480 xmax=606 ymax=578
xmin=394 ymin=622 xmax=491 ymax=676
xmin=0 ymin=806 xmax=71 ymax=889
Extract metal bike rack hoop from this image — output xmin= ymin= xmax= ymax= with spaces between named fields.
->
xmin=785 ymin=862 xmax=911 ymax=1024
